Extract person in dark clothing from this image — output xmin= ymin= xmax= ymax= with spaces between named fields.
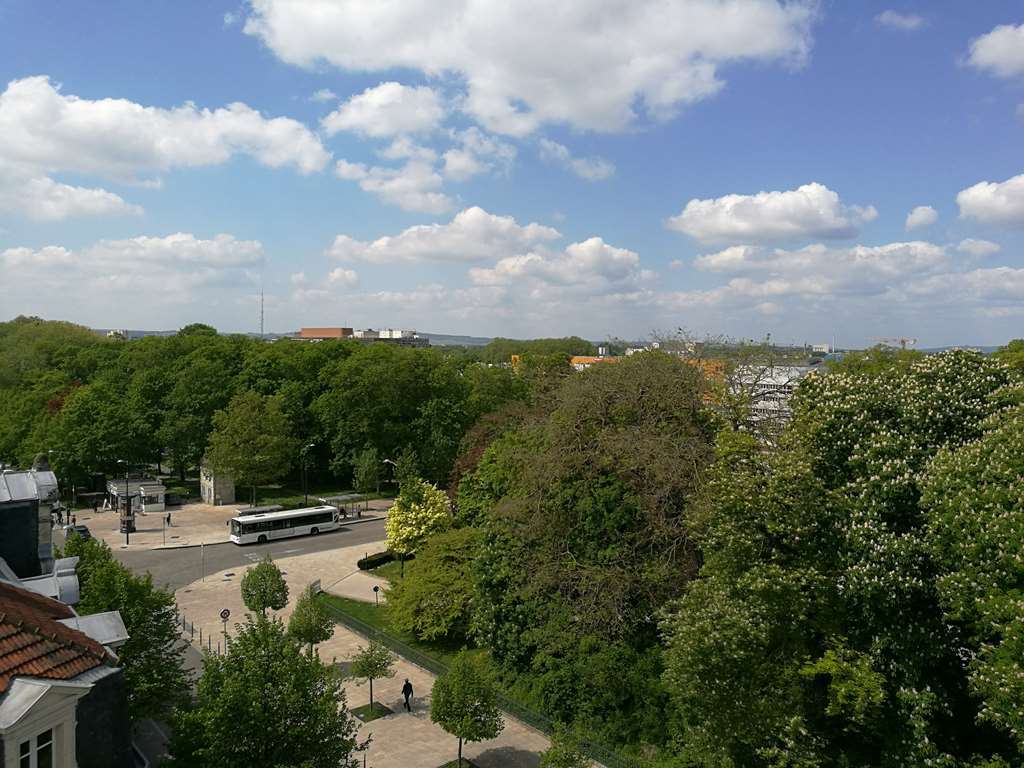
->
xmin=166 ymin=512 xmax=172 ymax=527
xmin=71 ymin=514 xmax=76 ymax=526
xmin=402 ymin=679 xmax=413 ymax=712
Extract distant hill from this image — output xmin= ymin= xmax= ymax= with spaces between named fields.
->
xmin=420 ymin=332 xmax=492 ymax=347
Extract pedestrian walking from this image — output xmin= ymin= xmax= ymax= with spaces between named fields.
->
xmin=166 ymin=512 xmax=172 ymax=527
xmin=402 ymin=679 xmax=414 ymax=712
xmin=70 ymin=514 xmax=76 ymax=526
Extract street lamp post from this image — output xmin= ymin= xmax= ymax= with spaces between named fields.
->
xmin=301 ymin=443 xmax=315 ymax=506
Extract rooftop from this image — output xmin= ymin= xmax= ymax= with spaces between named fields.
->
xmin=0 ymin=581 xmax=109 ymax=694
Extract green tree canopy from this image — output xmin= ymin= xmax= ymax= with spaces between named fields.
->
xmin=241 ymin=554 xmax=289 ymax=615
xmin=352 ymin=445 xmax=380 ymax=494
xmin=538 ymin=731 xmax=590 ymax=768
xmin=430 ymin=651 xmax=504 ymax=767
xmin=660 ymin=350 xmax=1019 ymax=766
xmin=63 ymin=535 xmax=189 ymax=722
xmin=386 ymin=526 xmax=482 ymax=642
xmin=348 ymin=642 xmax=396 ymax=710
xmin=206 ymin=390 xmax=297 ymax=505
xmin=384 ymin=477 xmax=452 ymax=555
xmin=167 ymin=614 xmax=360 ymax=768
xmin=287 ymin=586 xmax=334 ymax=653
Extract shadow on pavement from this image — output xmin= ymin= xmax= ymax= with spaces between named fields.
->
xmin=472 ymin=745 xmax=541 ymax=768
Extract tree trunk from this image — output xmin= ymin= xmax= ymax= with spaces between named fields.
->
xmin=178 ymin=462 xmax=186 ymax=482
xmin=369 ymin=677 xmax=374 ymax=710
xmin=458 ymin=737 xmax=463 ymax=767
xmin=251 ymin=485 xmax=256 ymax=506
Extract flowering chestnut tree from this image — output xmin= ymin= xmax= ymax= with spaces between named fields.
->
xmin=385 ymin=477 xmax=452 ymax=555
xmin=662 ymin=350 xmax=1020 ymax=766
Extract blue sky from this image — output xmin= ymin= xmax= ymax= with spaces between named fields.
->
xmin=1 ymin=0 xmax=1022 ymax=346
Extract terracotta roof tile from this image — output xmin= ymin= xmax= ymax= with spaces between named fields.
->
xmin=0 ymin=581 xmax=110 ymax=693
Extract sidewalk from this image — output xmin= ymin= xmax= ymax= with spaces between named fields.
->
xmin=174 ymin=540 xmax=550 ymax=768
xmin=79 ymin=498 xmax=393 ymax=551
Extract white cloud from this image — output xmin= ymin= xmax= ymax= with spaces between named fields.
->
xmin=0 ymin=75 xmax=330 ymax=220
xmin=290 ymin=271 xmax=306 ymax=285
xmin=309 ymin=88 xmax=338 ymax=103
xmin=968 ymin=23 xmax=1024 ymax=79
xmin=327 ymin=267 xmax=359 ymax=287
xmin=957 ymin=173 xmax=1024 ymax=226
xmin=908 ymin=267 xmax=1024 ymax=303
xmin=539 ymin=139 xmax=615 ymax=181
xmin=243 ymin=0 xmax=816 ymax=135
xmin=326 ymin=206 xmax=560 ymax=264
xmin=905 ymin=205 xmax=938 ymax=230
xmin=378 ymin=137 xmax=438 ymax=164
xmin=875 ymin=11 xmax=925 ymax=31
xmin=333 ymin=158 xmax=453 ymax=213
xmin=667 ymin=182 xmax=877 ymax=244
xmin=956 ymin=238 xmax=1001 ymax=258
xmin=441 ymin=128 xmax=516 ymax=181
xmin=468 ymin=237 xmax=650 ymax=293
xmin=321 ymin=82 xmax=445 ymax=138
xmin=0 ymin=233 xmax=264 ymax=306
xmin=0 ymin=176 xmax=142 ymax=221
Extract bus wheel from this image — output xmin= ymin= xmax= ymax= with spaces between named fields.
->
xmin=311 ymin=527 xmax=319 ymax=535
xmin=257 ymin=535 xmax=268 ymax=544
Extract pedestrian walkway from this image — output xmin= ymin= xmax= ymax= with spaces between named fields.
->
xmin=173 ymin=539 xmax=550 ymax=768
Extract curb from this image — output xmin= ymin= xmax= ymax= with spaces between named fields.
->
xmin=141 ymin=515 xmax=386 ymax=552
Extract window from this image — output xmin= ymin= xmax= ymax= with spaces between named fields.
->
xmin=19 ymin=728 xmax=54 ymax=768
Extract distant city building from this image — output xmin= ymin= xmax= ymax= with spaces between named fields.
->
xmin=732 ymin=364 xmax=817 ymax=426
xmin=570 ymin=355 xmax=622 ymax=370
xmin=200 ymin=464 xmax=235 ymax=506
xmin=297 ymin=327 xmax=353 ymax=340
xmin=353 ymin=328 xmax=379 ymax=339
xmin=812 ymin=343 xmax=831 ymax=354
xmin=0 ymin=458 xmax=60 ymax=578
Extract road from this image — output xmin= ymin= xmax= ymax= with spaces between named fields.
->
xmin=111 ymin=518 xmax=387 ymax=591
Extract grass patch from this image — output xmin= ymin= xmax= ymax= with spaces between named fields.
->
xmin=369 ymin=559 xmax=404 ymax=582
xmin=351 ymin=702 xmax=393 ymax=722
xmin=319 ymin=594 xmax=479 ymax=670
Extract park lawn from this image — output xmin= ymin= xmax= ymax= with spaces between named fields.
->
xmin=368 ymin=559 xmax=404 ymax=582
xmin=319 ymin=594 xmax=480 ymax=671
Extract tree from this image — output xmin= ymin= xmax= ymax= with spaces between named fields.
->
xmin=660 ymin=350 xmax=1018 ymax=766
xmin=393 ymin=445 xmax=420 ymax=488
xmin=206 ymin=390 xmax=297 ymax=505
xmin=353 ymin=446 xmax=380 ymax=494
xmin=386 ymin=527 xmax=481 ymax=642
xmin=922 ymin=396 xmax=1024 ymax=753
xmin=288 ymin=586 xmax=334 ymax=654
xmin=539 ymin=731 xmax=590 ymax=768
xmin=385 ymin=477 xmax=452 ymax=556
xmin=430 ymin=651 xmax=504 ymax=767
xmin=241 ymin=554 xmax=289 ymax=616
xmin=63 ymin=535 xmax=189 ymax=722
xmin=167 ymin=614 xmax=361 ymax=768
xmin=349 ymin=642 xmax=396 ymax=711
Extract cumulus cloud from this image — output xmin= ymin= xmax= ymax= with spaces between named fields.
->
xmin=468 ymin=237 xmax=651 ymax=293
xmin=243 ymin=0 xmax=816 ymax=135
xmin=0 ymin=75 xmax=330 ymax=220
xmin=539 ymin=139 xmax=615 ymax=181
xmin=327 ymin=267 xmax=359 ymax=287
xmin=957 ymin=173 xmax=1024 ymax=226
xmin=667 ymin=182 xmax=877 ymax=244
xmin=0 ymin=176 xmax=142 ymax=221
xmin=875 ymin=11 xmax=925 ymax=31
xmin=334 ymin=159 xmax=453 ymax=213
xmin=326 ymin=206 xmax=560 ymax=264
xmin=968 ymin=23 xmax=1024 ymax=79
xmin=321 ymin=82 xmax=445 ymax=138
xmin=905 ymin=205 xmax=938 ymax=230
xmin=441 ymin=128 xmax=516 ymax=181
xmin=0 ymin=233 xmax=264 ymax=315
xmin=956 ymin=238 xmax=1001 ymax=258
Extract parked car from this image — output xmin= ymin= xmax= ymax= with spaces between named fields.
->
xmin=66 ymin=524 xmax=91 ymax=540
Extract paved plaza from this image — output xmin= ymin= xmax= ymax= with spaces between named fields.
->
xmin=174 ymin=539 xmax=552 ymax=768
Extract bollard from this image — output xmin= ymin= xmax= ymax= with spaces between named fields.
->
xmin=199 ymin=627 xmax=202 ymax=644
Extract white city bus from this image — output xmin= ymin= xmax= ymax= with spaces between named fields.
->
xmin=229 ymin=505 xmax=339 ymax=545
